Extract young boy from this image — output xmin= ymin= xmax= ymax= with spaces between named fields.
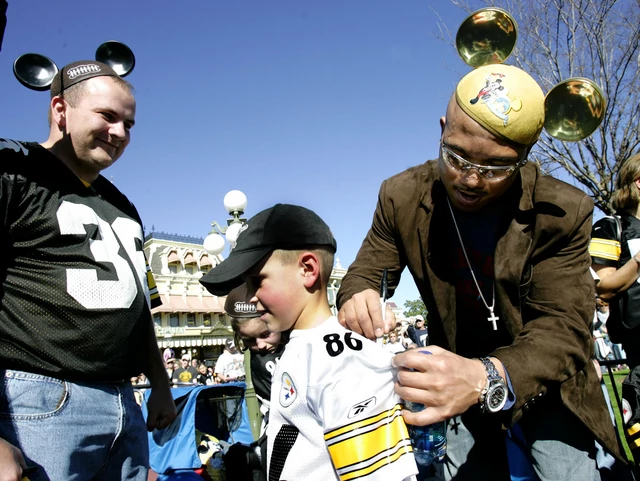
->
xmin=201 ymin=204 xmax=417 ymax=481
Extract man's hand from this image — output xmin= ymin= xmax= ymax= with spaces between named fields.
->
xmin=0 ymin=438 xmax=27 ymax=481
xmin=145 ymin=385 xmax=177 ymax=432
xmin=392 ymin=346 xmax=488 ymax=425
xmin=337 ymin=288 xmax=396 ymax=340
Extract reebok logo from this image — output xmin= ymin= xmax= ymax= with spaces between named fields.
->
xmin=348 ymin=396 xmax=377 ymax=418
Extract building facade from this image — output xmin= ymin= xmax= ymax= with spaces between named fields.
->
xmin=144 ymin=231 xmax=347 ymax=366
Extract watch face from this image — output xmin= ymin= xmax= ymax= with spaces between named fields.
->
xmin=487 ymin=383 xmax=508 ymax=412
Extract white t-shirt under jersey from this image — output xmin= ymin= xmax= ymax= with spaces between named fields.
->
xmin=267 ymin=316 xmax=418 ymax=481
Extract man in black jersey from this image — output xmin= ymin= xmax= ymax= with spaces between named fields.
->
xmin=0 ymin=60 xmax=175 ymax=480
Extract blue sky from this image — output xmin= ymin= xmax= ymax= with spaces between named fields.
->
xmin=0 ymin=1 xmax=516 ymax=307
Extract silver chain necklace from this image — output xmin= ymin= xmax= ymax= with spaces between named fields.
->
xmin=446 ymin=197 xmax=499 ymax=331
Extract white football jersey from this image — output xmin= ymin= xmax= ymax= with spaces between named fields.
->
xmin=267 ymin=317 xmax=418 ymax=481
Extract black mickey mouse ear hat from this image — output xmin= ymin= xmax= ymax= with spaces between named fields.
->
xmin=13 ymin=40 xmax=135 ymax=95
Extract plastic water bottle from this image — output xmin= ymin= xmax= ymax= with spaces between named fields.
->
xmin=406 ymin=401 xmax=447 ymax=466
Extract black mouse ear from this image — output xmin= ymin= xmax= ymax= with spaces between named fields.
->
xmin=95 ymin=41 xmax=135 ymax=77
xmin=13 ymin=53 xmax=59 ymax=91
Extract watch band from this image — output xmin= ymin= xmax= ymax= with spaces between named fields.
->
xmin=478 ymin=357 xmax=508 ymax=413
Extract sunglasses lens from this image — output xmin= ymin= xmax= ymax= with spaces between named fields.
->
xmin=442 ymin=146 xmax=514 ymax=180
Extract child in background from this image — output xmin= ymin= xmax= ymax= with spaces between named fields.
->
xmin=201 ymin=204 xmax=417 ymax=481
xmin=226 ymin=283 xmax=286 ymax=427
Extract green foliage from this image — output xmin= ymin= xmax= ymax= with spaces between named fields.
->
xmin=403 ymin=298 xmax=428 ymax=319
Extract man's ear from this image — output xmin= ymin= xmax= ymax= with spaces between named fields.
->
xmin=299 ymin=252 xmax=321 ymax=289
xmin=439 ymin=116 xmax=446 ymax=135
xmin=50 ymin=96 xmax=67 ymax=128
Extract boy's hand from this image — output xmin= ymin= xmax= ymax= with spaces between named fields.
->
xmin=338 ymin=288 xmax=395 ymax=340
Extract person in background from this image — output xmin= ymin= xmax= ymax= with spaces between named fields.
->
xmin=226 ymin=283 xmax=286 ymax=425
xmin=165 ymin=358 xmax=176 ymax=379
xmin=214 ymin=339 xmax=246 ymax=383
xmin=590 ymin=153 xmax=640 ymax=369
xmin=0 ymin=59 xmax=175 ymax=480
xmin=337 ymin=63 xmax=621 ymax=480
xmin=172 ymin=355 xmax=198 ymax=384
xmin=221 ymin=283 xmax=288 ymax=480
xmin=590 ymin=152 xmax=640 ymax=464
xmin=196 ymin=363 xmax=214 ymax=385
xmin=385 ymin=330 xmax=406 ymax=355
xmin=407 ymin=315 xmax=429 ymax=348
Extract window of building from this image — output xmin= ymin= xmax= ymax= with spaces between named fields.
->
xmin=184 ymin=252 xmax=197 ymax=275
xmin=203 ymin=313 xmax=211 ymax=327
xmin=186 ymin=264 xmax=197 ymax=275
xmin=169 ymin=313 xmax=179 ymax=327
xmin=200 ymin=255 xmax=212 ymax=276
xmin=153 ymin=313 xmax=162 ymax=326
xmin=187 ymin=313 xmax=196 ymax=327
xmin=167 ymin=250 xmax=180 ymax=274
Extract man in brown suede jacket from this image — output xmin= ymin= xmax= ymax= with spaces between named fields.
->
xmin=337 ymin=64 xmax=621 ymax=480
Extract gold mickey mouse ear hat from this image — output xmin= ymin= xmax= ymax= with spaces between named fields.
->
xmin=455 ymin=7 xmax=606 ymax=144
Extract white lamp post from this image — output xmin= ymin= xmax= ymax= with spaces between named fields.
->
xmin=202 ymin=190 xmax=261 ymax=440
xmin=203 ymin=190 xmax=248 ymax=255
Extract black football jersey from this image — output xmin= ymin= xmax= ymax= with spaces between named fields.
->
xmin=0 ymin=139 xmax=155 ymax=381
xmin=250 ymin=343 xmax=284 ymax=401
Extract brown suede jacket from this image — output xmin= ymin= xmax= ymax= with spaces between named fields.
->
xmin=337 ymin=160 xmax=621 ymax=460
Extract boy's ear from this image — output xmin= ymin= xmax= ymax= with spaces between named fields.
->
xmin=299 ymin=252 xmax=321 ymax=289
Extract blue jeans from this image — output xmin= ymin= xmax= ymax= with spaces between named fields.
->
xmin=0 ymin=369 xmax=148 ymax=481
xmin=432 ymin=401 xmax=600 ymax=481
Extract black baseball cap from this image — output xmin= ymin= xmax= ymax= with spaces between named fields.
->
xmin=224 ymin=284 xmax=259 ymax=319
xmin=50 ymin=60 xmax=119 ymax=98
xmin=200 ymin=203 xmax=337 ymax=296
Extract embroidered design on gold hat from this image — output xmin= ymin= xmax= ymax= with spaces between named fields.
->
xmin=469 ymin=72 xmax=522 ymax=126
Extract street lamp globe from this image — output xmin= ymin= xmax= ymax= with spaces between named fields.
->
xmin=203 ymin=232 xmax=225 ymax=256
xmin=223 ymin=190 xmax=247 ymax=215
xmin=225 ymin=221 xmax=244 ymax=245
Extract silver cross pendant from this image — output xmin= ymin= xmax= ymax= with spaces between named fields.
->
xmin=487 ymin=309 xmax=499 ymax=331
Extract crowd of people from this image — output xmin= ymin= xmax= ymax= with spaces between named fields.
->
xmin=157 ymin=343 xmax=245 ymax=388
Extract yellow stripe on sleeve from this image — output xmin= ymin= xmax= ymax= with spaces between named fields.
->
xmin=326 ymin=407 xmax=412 ymax=478
xmin=339 ymin=441 xmax=413 ymax=481
xmin=589 ymin=238 xmax=621 ymax=261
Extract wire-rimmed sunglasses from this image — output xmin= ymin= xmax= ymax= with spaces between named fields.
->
xmin=440 ymin=142 xmax=525 ymax=181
